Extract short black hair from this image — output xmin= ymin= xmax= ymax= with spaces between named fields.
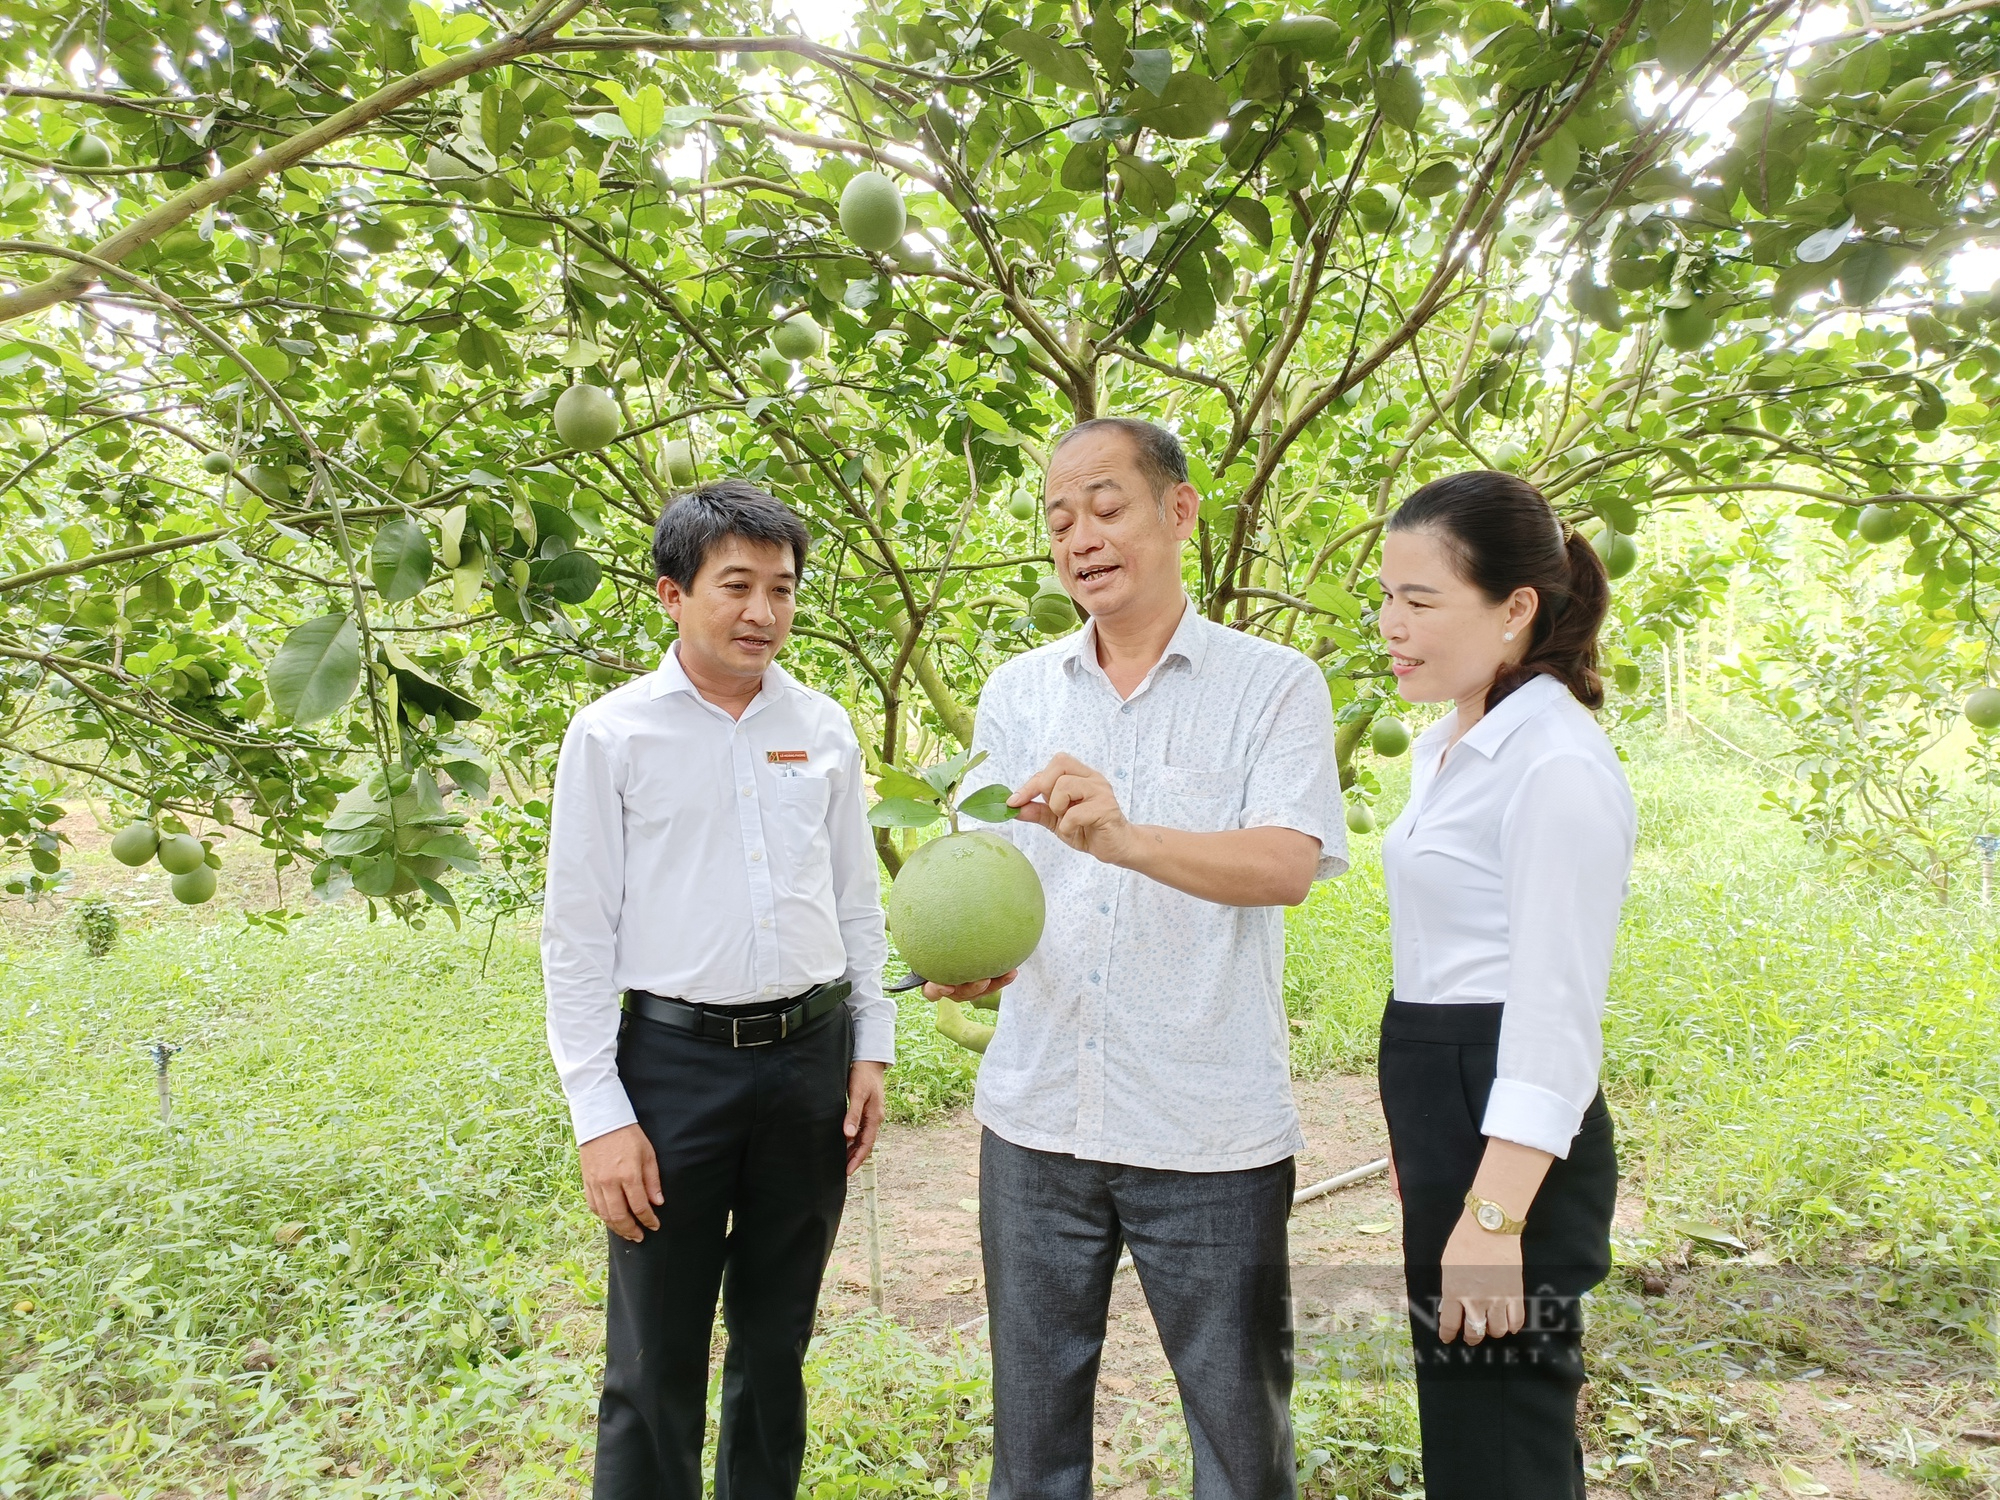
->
xmin=652 ymin=479 xmax=811 ymax=588
xmin=1050 ymin=417 xmax=1189 ymax=498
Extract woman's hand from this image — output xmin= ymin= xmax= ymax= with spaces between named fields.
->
xmin=1437 ymin=1210 xmax=1525 ymax=1344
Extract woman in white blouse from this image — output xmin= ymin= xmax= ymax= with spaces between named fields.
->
xmin=1374 ymin=471 xmax=1636 ymax=1498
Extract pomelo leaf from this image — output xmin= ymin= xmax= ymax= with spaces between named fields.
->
xmin=959 ymin=783 xmax=1020 ymax=823
xmin=922 ymin=747 xmax=985 ymax=796
xmin=535 ymin=550 xmax=602 ymax=604
xmin=370 ymin=519 xmax=433 ymax=602
xmin=267 ymin=613 xmax=361 ymax=724
xmin=1666 ymin=1217 xmax=1747 ymax=1252
xmin=997 ymin=28 xmax=1095 ymax=92
xmin=874 ymin=766 xmax=940 ymax=802
xmin=868 ymin=797 xmax=946 ymax=828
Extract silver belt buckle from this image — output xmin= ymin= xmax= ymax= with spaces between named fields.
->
xmin=730 ymin=1011 xmax=786 ymax=1048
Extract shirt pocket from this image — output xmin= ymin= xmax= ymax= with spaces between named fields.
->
xmin=772 ymin=775 xmax=832 ymax=865
xmin=1149 ymin=763 xmax=1240 ymax=833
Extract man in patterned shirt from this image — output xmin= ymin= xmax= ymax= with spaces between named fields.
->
xmin=928 ymin=418 xmax=1348 ymax=1499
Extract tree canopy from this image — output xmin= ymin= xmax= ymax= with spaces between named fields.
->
xmin=2 ymin=0 xmax=1998 ymax=913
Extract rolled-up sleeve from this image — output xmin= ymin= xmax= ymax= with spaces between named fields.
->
xmin=828 ymin=725 xmax=894 ymax=1064
xmin=1240 ymin=659 xmax=1349 ymax=880
xmin=1484 ymin=752 xmax=1635 ymax=1157
xmin=541 ymin=713 xmax=635 ymax=1146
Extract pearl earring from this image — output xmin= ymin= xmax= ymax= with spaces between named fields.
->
xmin=1503 ymin=631 xmax=1515 ymax=641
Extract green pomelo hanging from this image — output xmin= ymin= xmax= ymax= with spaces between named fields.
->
xmin=1346 ymin=803 xmax=1378 ymax=834
xmin=1370 ymin=716 xmax=1411 ymax=757
xmin=1030 ymin=577 xmax=1078 ymax=634
xmin=156 ymin=833 xmax=206 ymax=875
xmin=200 ymin=451 xmax=234 ymax=474
xmin=1660 ymin=303 xmax=1714 ymax=351
xmin=839 ymin=171 xmax=907 ymax=252
xmin=770 ymin=313 xmax=824 ymax=361
xmin=1008 ymin=492 xmax=1037 ymax=521
xmin=1594 ymin=528 xmax=1639 ymax=578
xmin=1855 ymin=504 xmax=1908 ymax=544
xmin=553 ymin=384 xmax=621 ymax=450
xmin=171 ymin=864 xmax=217 ymax=904
xmin=1965 ymin=686 xmax=2000 ymax=731
xmin=665 ymin=438 xmax=697 ymax=486
xmin=888 ymin=830 xmax=1046 ymax=986
xmin=111 ymin=822 xmax=159 ymax=867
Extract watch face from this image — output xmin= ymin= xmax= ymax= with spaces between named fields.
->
xmin=1476 ymin=1202 xmax=1504 ymax=1231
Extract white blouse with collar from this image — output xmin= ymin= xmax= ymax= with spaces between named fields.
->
xmin=1381 ymin=672 xmax=1637 ymax=1158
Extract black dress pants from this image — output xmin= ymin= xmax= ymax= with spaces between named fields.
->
xmin=592 ymin=1003 xmax=852 ymax=1500
xmin=979 ymin=1129 xmax=1298 ymax=1500
xmin=1378 ymin=999 xmax=1618 ymax=1500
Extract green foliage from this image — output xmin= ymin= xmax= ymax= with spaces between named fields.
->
xmin=72 ymin=894 xmax=116 ymax=957
xmin=3 ymin=0 xmax=1999 ymax=912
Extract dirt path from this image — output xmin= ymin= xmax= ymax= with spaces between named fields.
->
xmin=822 ymin=1076 xmax=1949 ymax=1500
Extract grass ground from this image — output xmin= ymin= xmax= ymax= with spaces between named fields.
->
xmin=0 ymin=726 xmax=1995 ymax=1497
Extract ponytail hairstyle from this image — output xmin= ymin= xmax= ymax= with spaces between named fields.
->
xmin=1385 ymin=470 xmax=1610 ymax=710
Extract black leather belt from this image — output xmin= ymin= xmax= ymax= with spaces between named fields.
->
xmin=622 ymin=980 xmax=851 ymax=1047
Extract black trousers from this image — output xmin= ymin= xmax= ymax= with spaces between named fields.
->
xmin=1377 ymin=999 xmax=1618 ymax=1500
xmin=592 ymin=1003 xmax=852 ymax=1500
xmin=980 ymin=1129 xmax=1297 ymax=1500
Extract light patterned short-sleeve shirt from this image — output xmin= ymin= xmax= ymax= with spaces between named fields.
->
xmin=969 ymin=598 xmax=1348 ymax=1172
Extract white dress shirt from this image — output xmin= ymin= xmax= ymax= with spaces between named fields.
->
xmin=542 ymin=645 xmax=892 ymax=1146
xmin=1381 ymin=672 xmax=1636 ymax=1158
xmin=968 ymin=599 xmax=1348 ymax=1173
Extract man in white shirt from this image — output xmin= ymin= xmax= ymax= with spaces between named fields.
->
xmin=542 ymin=480 xmax=893 ymax=1500
xmin=930 ymin=420 xmax=1347 ymax=1499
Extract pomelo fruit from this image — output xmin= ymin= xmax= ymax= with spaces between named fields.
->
xmin=1008 ymin=492 xmax=1037 ymax=521
xmin=839 ymin=171 xmax=907 ymax=252
xmin=200 ymin=451 xmax=234 ymax=474
xmin=1965 ymin=686 xmax=2000 ymax=731
xmin=111 ymin=822 xmax=159 ymax=867
xmin=1030 ymin=577 xmax=1078 ymax=634
xmin=156 ymin=833 xmax=206 ymax=875
xmin=1353 ymin=184 xmax=1404 ymax=233
xmin=1346 ymin=803 xmax=1377 ymax=834
xmin=1487 ymin=322 xmax=1526 ymax=355
xmin=1370 ymin=715 xmax=1411 ymax=757
xmin=171 ymin=864 xmax=217 ymax=905
xmin=758 ymin=349 xmax=793 ymax=386
xmin=664 ymin=437 xmax=696 ymax=486
xmin=1660 ymin=302 xmax=1714 ymax=351
xmin=1490 ymin=440 xmax=1525 ymax=473
xmin=66 ymin=133 xmax=114 ymax=169
xmin=1855 ymin=504 xmax=1907 ymax=544
xmin=1594 ymin=527 xmax=1638 ymax=578
xmin=771 ymin=313 xmax=824 ymax=361
xmin=1259 ymin=15 xmax=1343 ymax=59
xmin=887 ymin=830 xmax=1046 ymax=985
xmin=553 ymin=384 xmax=620 ymax=450
xmin=585 ymin=658 xmax=623 ymax=686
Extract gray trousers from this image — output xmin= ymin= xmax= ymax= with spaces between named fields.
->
xmin=979 ymin=1128 xmax=1297 ymax=1500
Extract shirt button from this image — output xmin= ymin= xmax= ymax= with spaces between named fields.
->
xmin=1085 ymin=1038 xmax=1097 ymax=1051
xmin=1121 ymin=704 xmax=1133 ymax=715
xmin=1089 ymin=971 xmax=1100 ymax=984
xmin=759 ymin=918 xmax=772 ymax=929
xmin=1114 ymin=769 xmax=1127 ymax=780
xmin=750 ymin=850 xmax=763 ymax=862
xmin=741 ymin=785 xmax=754 ymax=797
xmin=1098 ymin=903 xmax=1109 ymax=915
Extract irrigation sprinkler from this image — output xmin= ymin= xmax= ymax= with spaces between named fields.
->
xmin=148 ymin=1041 xmax=180 ymax=1125
xmin=1977 ymin=834 xmax=1999 ymax=908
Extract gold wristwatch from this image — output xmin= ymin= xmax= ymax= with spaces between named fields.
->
xmin=1464 ymin=1190 xmax=1527 ymax=1235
